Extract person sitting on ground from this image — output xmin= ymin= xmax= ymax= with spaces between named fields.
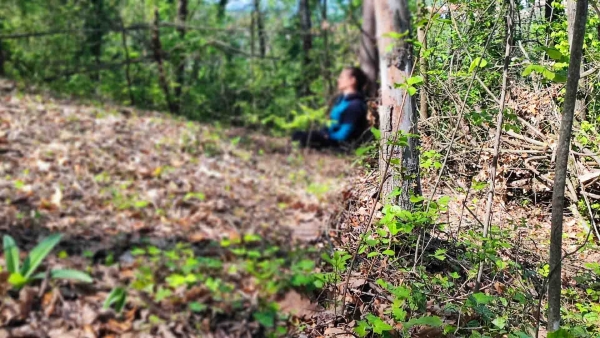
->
xmin=292 ymin=67 xmax=369 ymax=150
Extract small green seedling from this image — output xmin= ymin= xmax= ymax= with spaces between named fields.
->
xmin=3 ymin=234 xmax=93 ymax=289
xmin=103 ymin=287 xmax=127 ymax=313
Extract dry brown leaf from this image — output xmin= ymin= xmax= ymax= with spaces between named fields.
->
xmin=277 ymin=290 xmax=323 ymax=319
xmin=323 ymin=327 xmax=354 ymax=338
xmin=18 ymin=287 xmax=35 ymax=320
xmin=105 ymin=319 xmax=133 ymax=333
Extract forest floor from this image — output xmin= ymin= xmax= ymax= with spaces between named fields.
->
xmin=0 ymin=86 xmax=361 ymax=337
xmin=0 ymin=84 xmax=599 ymax=337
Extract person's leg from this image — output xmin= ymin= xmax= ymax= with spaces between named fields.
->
xmin=292 ymin=130 xmax=334 ymax=149
xmin=292 ymin=131 xmax=309 ymax=147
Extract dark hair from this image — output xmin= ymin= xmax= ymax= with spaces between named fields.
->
xmin=345 ymin=66 xmax=368 ymax=93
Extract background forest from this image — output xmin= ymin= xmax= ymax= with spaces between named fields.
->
xmin=0 ymin=0 xmax=363 ymax=128
xmin=1 ymin=0 xmax=600 ymax=337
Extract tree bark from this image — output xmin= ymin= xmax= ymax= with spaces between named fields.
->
xmin=359 ymin=0 xmax=379 ymax=99
xmin=174 ymin=0 xmax=188 ymax=111
xmin=321 ymin=0 xmax=332 ymax=96
xmin=119 ymin=17 xmax=135 ymax=105
xmin=88 ymin=0 xmax=105 ymax=82
xmin=299 ymin=0 xmax=312 ymax=96
xmin=152 ymin=9 xmax=177 ymax=114
xmin=0 ymin=16 xmax=5 ymax=77
xmin=417 ymin=2 xmax=428 ymax=120
xmin=218 ymin=0 xmax=228 ymax=19
xmin=375 ymin=0 xmax=421 ymax=206
xmin=255 ymin=0 xmax=266 ymax=58
xmin=566 ymin=0 xmax=586 ymax=119
xmin=547 ymin=0 xmax=587 ymax=332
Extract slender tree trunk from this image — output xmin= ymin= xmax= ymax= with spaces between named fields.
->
xmin=375 ymin=0 xmax=421 ymax=206
xmin=299 ymin=0 xmax=312 ymax=96
xmin=359 ymin=0 xmax=379 ymax=99
xmin=250 ymin=9 xmax=256 ymax=57
xmin=89 ymin=0 xmax=105 ymax=82
xmin=0 ymin=42 xmax=5 ymax=77
xmin=174 ymin=0 xmax=188 ymax=111
xmin=547 ymin=0 xmax=587 ymax=332
xmin=417 ymin=2 xmax=428 ymax=120
xmin=0 ymin=17 xmax=5 ymax=77
xmin=255 ymin=0 xmax=266 ymax=58
xmin=152 ymin=9 xmax=177 ymax=114
xmin=119 ymin=17 xmax=135 ymax=105
xmin=321 ymin=0 xmax=332 ymax=96
xmin=475 ymin=0 xmax=514 ymax=291
xmin=566 ymin=0 xmax=586 ymax=119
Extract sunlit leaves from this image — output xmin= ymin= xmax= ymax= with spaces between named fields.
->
xmin=469 ymin=57 xmax=488 ymax=73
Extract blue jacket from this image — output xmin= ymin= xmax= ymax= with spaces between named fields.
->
xmin=327 ymin=93 xmax=368 ymax=142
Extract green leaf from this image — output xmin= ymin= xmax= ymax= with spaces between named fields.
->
xmin=548 ymin=329 xmax=574 ymax=338
xmin=407 ymin=75 xmax=424 ymax=86
xmin=130 ymin=247 xmax=146 ymax=256
xmin=49 ymin=269 xmax=93 ymax=283
xmin=372 ymin=320 xmax=393 ymax=334
xmin=382 ymin=250 xmax=395 ymax=256
xmin=103 ymin=287 xmax=127 ymax=313
xmin=371 ymin=127 xmax=381 ymax=140
xmin=355 ymin=320 xmax=371 ymax=337
xmin=253 ymin=311 xmax=275 ymax=328
xmin=134 ymin=200 xmax=149 ymax=209
xmin=469 ymin=57 xmax=488 ymax=73
xmin=184 ymin=192 xmax=206 ymax=201
xmin=154 ymin=287 xmax=172 ymax=302
xmin=543 ymin=47 xmax=564 ymax=61
xmin=8 ymin=272 xmax=28 ymax=287
xmin=3 ymin=235 xmax=20 ymax=274
xmin=492 ymin=316 xmax=507 ymax=329
xmin=472 ymin=292 xmax=494 ymax=305
xmin=367 ymin=252 xmax=380 ymax=258
xmin=166 ymin=273 xmax=189 ymax=288
xmin=189 ymin=301 xmax=207 ymax=313
xmin=410 ymin=195 xmax=425 ymax=203
xmin=405 ymin=315 xmax=443 ymax=329
xmin=21 ymin=233 xmax=62 ymax=279
xmin=542 ymin=68 xmax=556 ymax=81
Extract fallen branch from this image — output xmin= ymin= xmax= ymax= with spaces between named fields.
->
xmin=506 ymin=130 xmax=548 ymax=147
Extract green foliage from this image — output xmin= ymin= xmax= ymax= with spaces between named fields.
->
xmin=2 ymin=234 xmax=92 ymax=289
xmin=104 ymin=287 xmax=127 ymax=313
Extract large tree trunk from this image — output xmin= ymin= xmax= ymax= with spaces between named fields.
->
xmin=566 ymin=0 xmax=586 ymax=119
xmin=375 ymin=0 xmax=421 ymax=206
xmin=174 ymin=0 xmax=188 ymax=111
xmin=299 ymin=0 xmax=312 ymax=96
xmin=547 ymin=0 xmax=587 ymax=332
xmin=359 ymin=0 xmax=379 ymax=99
xmin=217 ymin=0 xmax=228 ymax=19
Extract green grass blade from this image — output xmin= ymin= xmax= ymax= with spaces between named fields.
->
xmin=3 ymin=235 xmax=20 ymax=273
xmin=21 ymin=233 xmax=62 ymax=279
xmin=50 ymin=269 xmax=93 ymax=283
xmin=103 ymin=287 xmax=126 ymax=312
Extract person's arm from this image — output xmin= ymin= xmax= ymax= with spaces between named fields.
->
xmin=328 ymin=101 xmax=365 ymax=141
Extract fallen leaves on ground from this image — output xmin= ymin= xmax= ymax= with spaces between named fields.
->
xmin=0 ymin=89 xmax=358 ymax=336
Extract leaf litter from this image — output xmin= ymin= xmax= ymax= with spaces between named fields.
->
xmin=0 ymin=89 xmax=358 ymax=337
